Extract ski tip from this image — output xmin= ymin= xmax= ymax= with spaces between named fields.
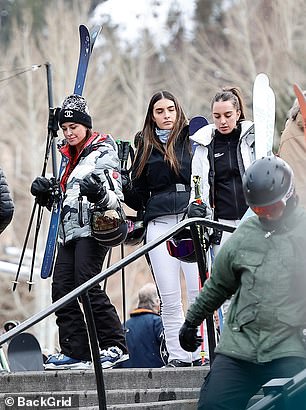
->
xmin=254 ymin=73 xmax=270 ymax=88
xmin=79 ymin=24 xmax=89 ymax=31
xmin=90 ymin=25 xmax=103 ymax=39
xmin=293 ymin=83 xmax=303 ymax=95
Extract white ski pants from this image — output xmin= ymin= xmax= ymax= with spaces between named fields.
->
xmin=146 ymin=214 xmax=201 ymax=363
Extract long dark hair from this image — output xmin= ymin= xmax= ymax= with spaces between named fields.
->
xmin=211 ymin=87 xmax=246 ymax=121
xmin=134 ymin=91 xmax=188 ymax=177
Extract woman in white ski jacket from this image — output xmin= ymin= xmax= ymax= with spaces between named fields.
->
xmin=31 ymin=94 xmax=128 ymax=370
xmin=189 ymin=87 xmax=255 ymax=252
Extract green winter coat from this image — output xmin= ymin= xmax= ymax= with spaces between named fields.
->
xmin=186 ymin=206 xmax=306 ymax=363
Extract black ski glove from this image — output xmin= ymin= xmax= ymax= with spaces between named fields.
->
xmin=187 ymin=201 xmax=208 ymax=218
xmin=179 ymin=320 xmax=203 ymax=352
xmin=79 ymin=173 xmax=109 ymax=208
xmin=121 ymin=169 xmax=132 ymax=191
xmin=31 ymin=176 xmax=55 ymax=208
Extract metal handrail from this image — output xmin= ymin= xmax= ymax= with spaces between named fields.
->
xmin=0 ymin=217 xmax=235 ymax=410
xmin=248 ymin=368 xmax=306 ymax=409
xmin=0 ymin=217 xmax=235 ymax=346
xmin=4 ymin=215 xmax=305 ymax=409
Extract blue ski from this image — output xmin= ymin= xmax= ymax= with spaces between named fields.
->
xmin=41 ymin=24 xmax=102 ymax=279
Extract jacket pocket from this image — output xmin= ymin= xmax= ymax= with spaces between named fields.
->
xmin=228 ymin=251 xmax=264 ymax=331
xmin=235 ymin=250 xmax=264 ymax=290
xmin=234 ymin=308 xmax=257 ymax=331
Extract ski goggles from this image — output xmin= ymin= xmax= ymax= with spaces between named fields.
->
xmin=250 ymin=181 xmax=295 ymax=220
xmin=251 ymin=201 xmax=286 ymax=219
xmin=166 ymin=238 xmax=195 ymax=259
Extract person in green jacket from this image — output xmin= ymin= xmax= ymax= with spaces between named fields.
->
xmin=179 ymin=156 xmax=306 ymax=410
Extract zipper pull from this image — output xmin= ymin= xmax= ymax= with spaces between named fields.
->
xmin=104 ymin=169 xmax=115 ymax=191
xmin=78 ymin=194 xmax=84 ymax=227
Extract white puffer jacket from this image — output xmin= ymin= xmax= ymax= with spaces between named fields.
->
xmin=58 ymin=132 xmax=123 ymax=244
xmin=189 ymin=121 xmax=255 ymax=210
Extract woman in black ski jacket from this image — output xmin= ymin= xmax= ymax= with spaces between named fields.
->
xmin=124 ymin=90 xmax=203 ymax=367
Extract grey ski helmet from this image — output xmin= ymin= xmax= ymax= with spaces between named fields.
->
xmin=242 ymin=156 xmax=295 ymax=218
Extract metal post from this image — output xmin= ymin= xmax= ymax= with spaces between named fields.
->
xmin=45 ymin=62 xmax=58 ymax=178
xmin=81 ymin=291 xmax=107 ymax=410
xmin=120 ymin=243 xmax=127 ymax=328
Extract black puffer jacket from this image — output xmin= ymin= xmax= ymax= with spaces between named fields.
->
xmin=124 ymin=127 xmax=193 ymax=225
xmin=0 ymin=168 xmax=14 ymax=234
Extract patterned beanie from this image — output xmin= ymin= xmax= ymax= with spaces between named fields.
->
xmin=59 ymin=94 xmax=92 ymax=128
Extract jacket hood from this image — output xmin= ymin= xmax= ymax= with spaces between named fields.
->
xmin=190 ymin=120 xmax=253 ymax=146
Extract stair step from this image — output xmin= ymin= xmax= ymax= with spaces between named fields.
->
xmin=0 ymin=367 xmax=209 ymax=408
xmin=107 ymin=399 xmax=198 ymax=409
xmin=0 ymin=367 xmax=208 ymax=393
xmin=0 ymin=388 xmax=200 ymax=407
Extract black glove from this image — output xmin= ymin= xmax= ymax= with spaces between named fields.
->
xmin=179 ymin=320 xmax=203 ymax=352
xmin=30 ymin=176 xmax=54 ymax=208
xmin=121 ymin=169 xmax=132 ymax=191
xmin=79 ymin=173 xmax=109 ymax=207
xmin=187 ymin=201 xmax=208 ymax=218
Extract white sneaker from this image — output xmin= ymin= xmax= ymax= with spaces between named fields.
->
xmin=100 ymin=346 xmax=129 ymax=369
xmin=44 ymin=353 xmax=91 ymax=370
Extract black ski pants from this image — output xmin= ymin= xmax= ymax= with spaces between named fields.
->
xmin=198 ymin=353 xmax=306 ymax=410
xmin=52 ymin=237 xmax=127 ymax=361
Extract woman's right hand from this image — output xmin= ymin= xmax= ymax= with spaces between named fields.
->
xmin=187 ymin=201 xmax=209 ymax=218
xmin=30 ymin=176 xmax=55 ymax=208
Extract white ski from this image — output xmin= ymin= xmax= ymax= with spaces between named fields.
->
xmin=253 ymin=73 xmax=275 ymax=159
xmin=241 ymin=73 xmax=276 ymax=223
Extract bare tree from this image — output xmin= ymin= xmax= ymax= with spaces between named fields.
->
xmin=1 ymin=0 xmax=306 ymax=347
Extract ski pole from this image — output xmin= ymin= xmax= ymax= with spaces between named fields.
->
xmin=120 ymin=243 xmax=127 ymax=329
xmin=27 ymin=64 xmax=59 ymax=290
xmin=15 ymin=66 xmax=59 ymax=290
xmin=27 ymin=205 xmax=44 ymax=291
xmin=45 ymin=62 xmax=58 ymax=178
xmin=191 ymin=175 xmax=216 ymax=364
xmin=13 ymin=202 xmax=37 ymax=290
xmin=119 ymin=140 xmax=130 ymax=329
xmin=193 ymin=175 xmax=207 ymax=363
xmin=102 ymin=248 xmax=112 ymax=292
xmin=209 ymin=246 xmax=224 ymax=334
xmin=27 ymin=106 xmax=60 ymax=290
